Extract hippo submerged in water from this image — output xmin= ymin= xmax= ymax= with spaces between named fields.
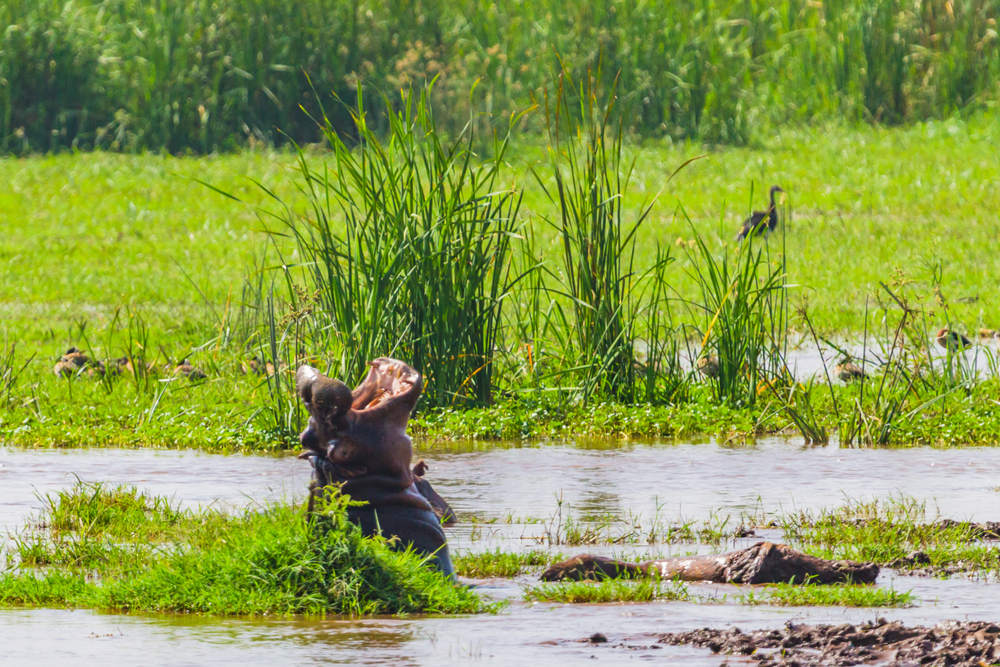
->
xmin=296 ymin=358 xmax=455 ymax=577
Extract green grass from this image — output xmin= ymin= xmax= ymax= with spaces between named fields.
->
xmin=453 ymin=549 xmax=555 ymax=578
xmin=6 ymin=0 xmax=1000 ymax=152
xmin=4 ymin=118 xmax=1000 ymax=449
xmin=1 ymin=482 xmax=489 ymax=616
xmin=735 ymin=583 xmax=915 ymax=608
xmin=523 ymin=577 xmax=690 ymax=604
xmin=779 ymin=496 xmax=1000 ymax=575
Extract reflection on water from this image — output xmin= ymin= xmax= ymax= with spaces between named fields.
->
xmin=2 ymin=438 xmax=1000 ymax=665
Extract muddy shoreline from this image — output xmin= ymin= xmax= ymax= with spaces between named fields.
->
xmin=623 ymin=618 xmax=1000 ymax=666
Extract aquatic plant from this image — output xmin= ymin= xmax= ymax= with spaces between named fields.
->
xmin=523 ymin=577 xmax=689 ymax=604
xmin=2 ymin=482 xmax=487 ymax=616
xmin=453 ymin=549 xmax=555 ymax=578
xmin=735 ymin=583 xmax=915 ymax=608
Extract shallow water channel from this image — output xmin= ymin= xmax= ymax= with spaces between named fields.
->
xmin=2 ymin=438 xmax=1000 ymax=665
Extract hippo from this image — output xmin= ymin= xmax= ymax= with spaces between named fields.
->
xmin=296 ymin=358 xmax=454 ymax=577
xmin=540 ymin=542 xmax=878 ymax=584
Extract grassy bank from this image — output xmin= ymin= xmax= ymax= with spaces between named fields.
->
xmin=3 ymin=117 xmax=1000 ymax=449
xmin=0 ymin=482 xmax=486 ymax=616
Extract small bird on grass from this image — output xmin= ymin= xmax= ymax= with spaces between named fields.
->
xmin=835 ymin=359 xmax=866 ymax=382
xmin=171 ymin=359 xmax=207 ymax=381
xmin=696 ymin=356 xmax=719 ymax=378
xmin=736 ymin=185 xmax=785 ymax=241
xmin=53 ymin=347 xmax=91 ymax=377
xmin=979 ymin=328 xmax=998 ymax=339
xmin=935 ymin=328 xmax=973 ymax=351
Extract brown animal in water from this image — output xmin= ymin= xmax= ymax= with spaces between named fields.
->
xmin=736 ymin=185 xmax=784 ymax=241
xmin=53 ymin=347 xmax=92 ymax=377
xmin=935 ymin=327 xmax=972 ymax=351
xmin=296 ymin=359 xmax=454 ymax=576
xmin=835 ymin=359 xmax=866 ymax=382
xmin=541 ymin=542 xmax=878 ymax=585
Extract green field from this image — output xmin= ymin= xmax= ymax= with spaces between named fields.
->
xmin=3 ymin=116 xmax=1000 ymax=449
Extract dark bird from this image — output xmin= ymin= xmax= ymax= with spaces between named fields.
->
xmin=736 ymin=185 xmax=784 ymax=241
xmin=835 ymin=359 xmax=866 ymax=382
xmin=171 ymin=359 xmax=207 ymax=381
xmin=935 ymin=328 xmax=973 ymax=351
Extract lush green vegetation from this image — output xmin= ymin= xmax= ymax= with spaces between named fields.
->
xmin=734 ymin=582 xmax=916 ymax=607
xmin=523 ymin=577 xmax=690 ymax=604
xmin=522 ymin=577 xmax=913 ymax=607
xmin=3 ymin=102 xmax=1000 ymax=449
xmin=6 ymin=0 xmax=1000 ymax=153
xmin=0 ymin=482 xmax=488 ymax=615
xmin=453 ymin=549 xmax=555 ymax=578
xmin=781 ymin=496 xmax=1000 ymax=574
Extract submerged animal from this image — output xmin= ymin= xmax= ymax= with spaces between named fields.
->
xmin=296 ymin=358 xmax=454 ymax=576
xmin=835 ymin=359 xmax=866 ymax=382
xmin=935 ymin=328 xmax=973 ymax=351
xmin=696 ymin=355 xmax=719 ymax=378
xmin=736 ymin=185 xmax=784 ymax=241
xmin=541 ymin=542 xmax=878 ymax=585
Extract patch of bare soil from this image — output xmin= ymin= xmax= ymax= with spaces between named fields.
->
xmin=653 ymin=618 xmax=1000 ymax=666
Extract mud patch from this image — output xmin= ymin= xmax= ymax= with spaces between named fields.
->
xmin=650 ymin=618 xmax=1000 ymax=666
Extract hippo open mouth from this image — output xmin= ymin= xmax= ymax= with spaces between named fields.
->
xmin=296 ymin=358 xmax=423 ymax=478
xmin=294 ymin=358 xmax=456 ymax=577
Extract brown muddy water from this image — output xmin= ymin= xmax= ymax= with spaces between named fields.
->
xmin=3 ymin=439 xmax=1000 ymax=665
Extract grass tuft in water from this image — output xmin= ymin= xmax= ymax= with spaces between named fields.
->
xmin=453 ymin=549 xmax=555 ymax=578
xmin=524 ymin=577 xmax=689 ymax=604
xmin=736 ymin=583 xmax=915 ymax=608
xmin=2 ymin=482 xmax=489 ymax=616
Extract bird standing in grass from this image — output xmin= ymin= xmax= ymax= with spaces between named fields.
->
xmin=935 ymin=328 xmax=973 ymax=351
xmin=171 ymin=359 xmax=207 ymax=380
xmin=736 ymin=185 xmax=784 ymax=241
xmin=696 ymin=356 xmax=719 ymax=378
xmin=835 ymin=359 xmax=866 ymax=382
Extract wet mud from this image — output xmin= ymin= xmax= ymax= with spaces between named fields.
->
xmin=649 ymin=618 xmax=1000 ymax=666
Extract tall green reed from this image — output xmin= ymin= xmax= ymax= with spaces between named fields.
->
xmin=683 ymin=208 xmax=790 ymax=407
xmin=244 ymin=83 xmax=529 ymax=408
xmin=534 ymin=67 xmax=675 ymax=402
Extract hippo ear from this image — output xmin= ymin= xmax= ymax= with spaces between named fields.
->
xmin=311 ymin=377 xmax=354 ymax=417
xmin=296 ymin=365 xmax=321 ymax=404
